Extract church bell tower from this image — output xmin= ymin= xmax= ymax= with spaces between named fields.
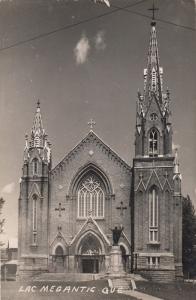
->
xmin=132 ymin=19 xmax=182 ymax=281
xmin=18 ymin=101 xmax=51 ymax=278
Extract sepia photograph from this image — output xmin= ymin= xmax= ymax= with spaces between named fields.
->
xmin=0 ymin=0 xmax=196 ymax=299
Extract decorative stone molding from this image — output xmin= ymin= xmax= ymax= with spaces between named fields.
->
xmin=51 ymin=131 xmax=132 ymax=178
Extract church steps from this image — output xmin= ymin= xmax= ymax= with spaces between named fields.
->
xmin=32 ymin=272 xmax=102 ymax=282
xmin=111 ymin=278 xmax=131 ymax=290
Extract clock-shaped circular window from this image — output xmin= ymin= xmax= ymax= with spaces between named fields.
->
xmin=150 ymin=113 xmax=158 ymax=121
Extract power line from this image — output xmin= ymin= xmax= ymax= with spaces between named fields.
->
xmin=111 ymin=4 xmax=196 ymax=32
xmin=0 ymin=0 xmax=148 ymax=52
xmin=0 ymin=0 xmax=195 ymax=53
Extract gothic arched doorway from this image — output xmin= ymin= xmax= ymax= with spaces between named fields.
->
xmin=54 ymin=245 xmax=65 ymax=273
xmin=77 ymin=233 xmax=104 ymax=273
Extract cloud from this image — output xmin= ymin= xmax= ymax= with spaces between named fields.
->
xmin=172 ymin=142 xmax=181 ymax=150
xmin=1 ymin=182 xmax=15 ymax=194
xmin=95 ymin=30 xmax=106 ymax=51
xmin=74 ymin=34 xmax=90 ymax=65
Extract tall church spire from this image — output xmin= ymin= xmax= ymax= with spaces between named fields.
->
xmin=23 ymin=101 xmax=51 ymax=165
xmin=30 ymin=100 xmax=45 ymax=148
xmin=144 ymin=21 xmax=163 ymax=104
xmin=137 ymin=16 xmax=171 ymax=121
xmin=135 ymin=15 xmax=173 ymax=157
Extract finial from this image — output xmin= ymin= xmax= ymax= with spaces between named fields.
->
xmin=37 ymin=99 xmax=40 ymax=110
xmin=175 ymin=148 xmax=179 ymax=160
xmin=137 ymin=89 xmax=142 ymax=100
xmin=174 ymin=148 xmax=179 ymax=174
xmin=25 ymin=134 xmax=29 ymax=148
xmin=88 ymin=119 xmax=96 ymax=131
xmin=148 ymin=0 xmax=159 ymax=26
xmin=166 ymin=87 xmax=170 ymax=99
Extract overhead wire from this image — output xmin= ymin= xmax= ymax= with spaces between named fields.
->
xmin=0 ymin=0 xmax=148 ymax=52
xmin=110 ymin=3 xmax=196 ymax=32
xmin=0 ymin=0 xmax=195 ymax=53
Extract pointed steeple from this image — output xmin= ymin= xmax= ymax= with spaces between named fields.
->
xmin=144 ymin=21 xmax=163 ymax=104
xmin=137 ymin=16 xmax=171 ymax=120
xmin=135 ymin=13 xmax=173 ymax=157
xmin=23 ymin=101 xmax=51 ymax=165
xmin=30 ymin=100 xmax=45 ymax=148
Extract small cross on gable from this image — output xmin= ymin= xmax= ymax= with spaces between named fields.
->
xmin=88 ymin=119 xmax=96 ymax=131
xmin=55 ymin=203 xmax=65 ymax=217
xmin=88 ymin=209 xmax=93 ymax=217
xmin=116 ymin=201 xmax=127 ymax=216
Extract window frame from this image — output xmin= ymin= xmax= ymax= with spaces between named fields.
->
xmin=147 ymin=256 xmax=160 ymax=269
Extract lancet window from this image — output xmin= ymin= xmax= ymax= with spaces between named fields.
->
xmin=149 ymin=187 xmax=159 ymax=243
xmin=32 ymin=194 xmax=38 ymax=244
xmin=78 ymin=175 xmax=105 ymax=219
xmin=32 ymin=158 xmax=38 ymax=175
xmin=149 ymin=128 xmax=158 ymax=157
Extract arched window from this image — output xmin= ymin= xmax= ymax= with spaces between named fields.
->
xmin=79 ymin=234 xmax=101 ymax=255
xmin=149 ymin=128 xmax=158 ymax=157
xmin=149 ymin=187 xmax=159 ymax=242
xmin=32 ymin=194 xmax=38 ymax=244
xmin=32 ymin=158 xmax=38 ymax=175
xmin=78 ymin=175 xmax=105 ymax=219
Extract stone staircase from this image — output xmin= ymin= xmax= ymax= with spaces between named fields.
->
xmin=32 ymin=272 xmax=102 ymax=282
xmin=139 ymin=270 xmax=175 ymax=283
xmin=110 ymin=277 xmax=132 ymax=290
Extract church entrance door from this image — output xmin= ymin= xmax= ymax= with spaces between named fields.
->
xmin=55 ymin=246 xmax=64 ymax=273
xmin=77 ymin=233 xmax=104 ymax=273
xmin=82 ymin=257 xmax=99 ymax=273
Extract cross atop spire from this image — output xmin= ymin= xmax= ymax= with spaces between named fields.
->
xmin=148 ymin=1 xmax=159 ymax=25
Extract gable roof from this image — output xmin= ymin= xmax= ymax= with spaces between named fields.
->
xmin=51 ymin=130 xmax=132 ymax=175
xmin=28 ymin=183 xmax=42 ymax=199
xmin=70 ymin=216 xmax=110 ymax=246
xmin=145 ymin=92 xmax=163 ymax=118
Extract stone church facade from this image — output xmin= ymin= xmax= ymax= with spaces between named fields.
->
xmin=18 ymin=21 xmax=183 ymax=281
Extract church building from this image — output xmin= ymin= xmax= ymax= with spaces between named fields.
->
xmin=17 ymin=20 xmax=183 ymax=282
